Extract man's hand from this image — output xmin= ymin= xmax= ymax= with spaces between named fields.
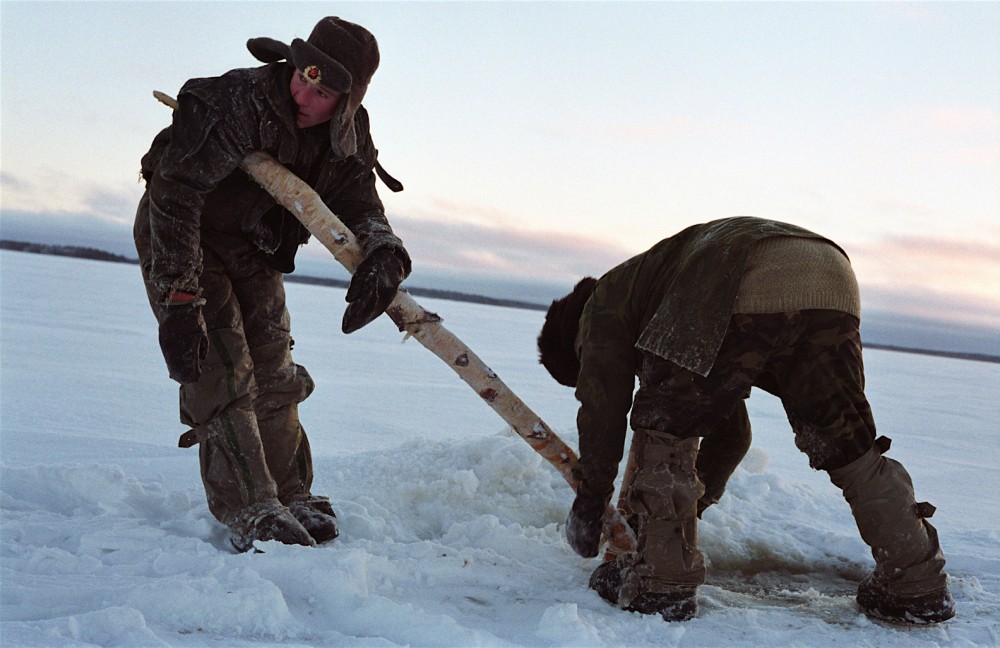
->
xmin=565 ymin=493 xmax=605 ymax=558
xmin=158 ymin=291 xmax=208 ymax=384
xmin=342 ymin=247 xmax=406 ymax=334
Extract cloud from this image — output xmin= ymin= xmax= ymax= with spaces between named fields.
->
xmin=0 ymin=209 xmax=137 ymax=258
xmin=862 ymin=282 xmax=1000 ymax=327
xmin=848 ymin=231 xmax=1000 ymax=328
xmin=1 ymin=170 xmax=143 ymax=223
xmin=388 ymin=208 xmax=636 ymax=285
xmin=5 ymin=167 xmax=996 ymax=335
xmin=409 ymin=217 xmax=1000 ymax=332
xmin=0 ymin=172 xmax=29 ymax=191
xmin=82 ymin=187 xmax=141 ymax=226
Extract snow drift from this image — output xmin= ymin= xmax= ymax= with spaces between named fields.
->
xmin=2 ymin=250 xmax=998 ymax=646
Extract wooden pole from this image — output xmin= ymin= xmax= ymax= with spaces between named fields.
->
xmin=153 ymin=91 xmax=637 ymax=555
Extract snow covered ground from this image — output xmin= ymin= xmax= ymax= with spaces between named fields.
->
xmin=2 ymin=249 xmax=998 ymax=647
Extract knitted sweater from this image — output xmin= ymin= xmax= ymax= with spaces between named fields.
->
xmin=570 ymin=217 xmax=859 ymax=503
xmin=734 ymin=236 xmax=860 ymax=317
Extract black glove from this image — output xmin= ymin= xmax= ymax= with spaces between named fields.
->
xmin=158 ymin=297 xmax=209 ymax=384
xmin=342 ymin=247 xmax=406 ymax=334
xmin=565 ymin=493 xmax=605 ymax=558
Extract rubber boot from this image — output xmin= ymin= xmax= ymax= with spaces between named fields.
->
xmin=828 ymin=439 xmax=955 ymax=623
xmin=591 ymin=430 xmax=704 ymax=621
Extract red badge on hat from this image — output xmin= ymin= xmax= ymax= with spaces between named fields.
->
xmin=303 ymin=65 xmax=322 ymax=84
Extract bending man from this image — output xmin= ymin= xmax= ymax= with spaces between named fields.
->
xmin=537 ymin=216 xmax=954 ymax=624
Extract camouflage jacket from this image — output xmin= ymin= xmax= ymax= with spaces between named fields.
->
xmin=139 ymin=63 xmax=408 ymax=297
xmin=572 ymin=217 xmax=843 ymax=501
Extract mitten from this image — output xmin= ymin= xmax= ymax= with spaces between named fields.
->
xmin=342 ymin=247 xmax=406 ymax=333
xmin=565 ymin=492 xmax=605 ymax=558
xmin=158 ymin=293 xmax=208 ymax=383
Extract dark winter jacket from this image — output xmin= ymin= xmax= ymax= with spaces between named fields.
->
xmin=571 ymin=217 xmax=847 ymax=506
xmin=138 ymin=62 xmax=408 ymax=298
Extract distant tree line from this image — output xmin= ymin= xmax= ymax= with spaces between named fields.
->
xmin=0 ymin=239 xmax=548 ymax=312
xmin=1 ymin=240 xmax=138 ymax=265
xmin=3 ymin=238 xmax=996 ymax=364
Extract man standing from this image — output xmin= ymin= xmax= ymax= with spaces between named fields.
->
xmin=135 ymin=17 xmax=410 ymax=552
xmin=537 ymin=216 xmax=955 ymax=624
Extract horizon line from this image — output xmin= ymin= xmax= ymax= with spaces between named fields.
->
xmin=2 ymin=239 xmax=998 ymax=367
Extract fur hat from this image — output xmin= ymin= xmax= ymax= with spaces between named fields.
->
xmin=537 ymin=277 xmax=598 ymax=387
xmin=247 ymin=16 xmax=379 ymax=157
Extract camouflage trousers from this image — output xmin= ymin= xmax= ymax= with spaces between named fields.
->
xmin=136 ymin=200 xmax=316 ymax=526
xmin=620 ymin=310 xmax=876 ymax=590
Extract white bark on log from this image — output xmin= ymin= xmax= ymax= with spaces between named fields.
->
xmin=243 ymin=150 xmax=582 ymax=479
xmin=153 ymin=91 xmax=637 ymax=555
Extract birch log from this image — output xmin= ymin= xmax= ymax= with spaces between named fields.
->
xmin=153 ymin=91 xmax=637 ymax=556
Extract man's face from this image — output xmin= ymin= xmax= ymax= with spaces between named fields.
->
xmin=289 ymin=69 xmax=343 ymax=129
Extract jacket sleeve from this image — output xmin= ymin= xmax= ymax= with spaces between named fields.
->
xmin=571 ymin=279 xmax=637 ymax=509
xmin=324 ymin=108 xmax=412 ymax=277
xmin=145 ymin=89 xmax=254 ymax=298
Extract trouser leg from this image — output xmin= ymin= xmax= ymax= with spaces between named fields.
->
xmin=779 ymin=311 xmax=946 ymax=593
xmin=589 ymin=427 xmax=703 ymax=620
xmin=762 ymin=310 xmax=952 ymax=620
xmin=136 ymin=203 xmax=316 ymax=549
xmin=626 ymin=312 xmax=789 ymax=562
xmin=760 ymin=310 xmax=875 ymax=472
xmin=622 ymin=397 xmax=749 ymax=520
xmin=696 ymin=401 xmax=751 ymax=516
xmin=178 ymin=289 xmax=279 ymax=526
xmin=226 ymin=250 xmax=337 ymax=543
xmin=233 ymin=267 xmax=316 ymax=505
xmin=138 ymin=236 xmax=281 ymax=525
xmin=250 ymin=340 xmax=314 ymax=502
xmin=137 ymin=196 xmax=279 ymax=523
xmin=620 ymin=313 xmax=797 ymax=595
xmin=193 ymin=392 xmax=279 ymax=525
xmin=182 ymin=320 xmax=313 ymax=550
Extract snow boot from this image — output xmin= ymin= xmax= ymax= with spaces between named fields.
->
xmin=589 ymin=556 xmax=698 ymax=622
xmin=592 ymin=429 xmax=704 ymax=621
xmin=856 ymin=572 xmax=956 ymax=624
xmin=828 ymin=438 xmax=955 ymax=624
xmin=288 ymin=495 xmax=340 ymax=544
xmin=229 ymin=500 xmax=316 ymax=553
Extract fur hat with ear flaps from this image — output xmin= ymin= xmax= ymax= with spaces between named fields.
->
xmin=537 ymin=277 xmax=598 ymax=388
xmin=247 ymin=16 xmax=379 ymax=158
